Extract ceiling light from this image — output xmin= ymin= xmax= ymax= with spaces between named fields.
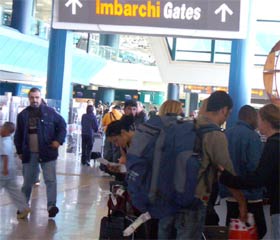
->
xmin=4 ymin=2 xmax=13 ymax=5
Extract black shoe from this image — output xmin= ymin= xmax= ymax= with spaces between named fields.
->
xmin=48 ymin=206 xmax=59 ymax=218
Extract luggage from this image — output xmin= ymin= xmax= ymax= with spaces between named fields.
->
xmin=91 ymin=133 xmax=104 ymax=162
xmin=202 ymin=226 xmax=228 ymax=240
xmin=99 ymin=216 xmax=134 ymax=240
xmin=99 ymin=181 xmax=158 ymax=240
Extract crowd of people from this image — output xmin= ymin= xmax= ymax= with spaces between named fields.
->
xmin=0 ymin=87 xmax=279 ymax=239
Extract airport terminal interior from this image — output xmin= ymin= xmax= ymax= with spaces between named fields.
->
xmin=0 ymin=0 xmax=280 ymax=239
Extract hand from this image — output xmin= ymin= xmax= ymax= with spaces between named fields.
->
xmin=239 ymin=201 xmax=248 ymax=223
xmin=50 ymin=141 xmax=60 ymax=149
xmin=218 ymin=165 xmax=224 ymax=171
xmin=118 ymin=156 xmax=127 ymax=164
xmin=2 ymin=168 xmax=8 ymax=176
xmin=107 ymin=164 xmax=121 ymax=173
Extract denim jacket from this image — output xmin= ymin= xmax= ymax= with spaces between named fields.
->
xmin=14 ymin=105 xmax=67 ymax=163
xmin=220 ymin=120 xmax=264 ymax=200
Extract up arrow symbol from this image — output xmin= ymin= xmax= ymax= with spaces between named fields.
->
xmin=65 ymin=0 xmax=83 ymax=15
xmin=214 ymin=3 xmax=233 ymax=23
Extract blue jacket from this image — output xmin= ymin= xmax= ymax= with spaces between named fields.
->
xmin=14 ymin=105 xmax=67 ymax=163
xmin=220 ymin=120 xmax=263 ymax=200
xmin=81 ymin=113 xmax=98 ymax=136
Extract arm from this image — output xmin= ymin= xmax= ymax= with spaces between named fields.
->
xmin=52 ymin=112 xmax=67 ymax=148
xmin=14 ymin=113 xmax=24 ymax=155
xmin=92 ymin=115 xmax=99 ymax=132
xmin=220 ymin=140 xmax=276 ymax=189
xmin=228 ymin=187 xmax=247 ymax=222
xmin=207 ymin=132 xmax=247 ymax=221
xmin=1 ymin=155 xmax=8 ymax=176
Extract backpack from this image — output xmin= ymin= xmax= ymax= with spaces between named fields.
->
xmin=126 ymin=115 xmax=220 ymax=219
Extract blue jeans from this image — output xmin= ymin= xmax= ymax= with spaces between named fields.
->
xmin=158 ymin=203 xmax=207 ymax=240
xmin=22 ymin=153 xmax=57 ymax=208
xmin=271 ymin=214 xmax=280 ymax=240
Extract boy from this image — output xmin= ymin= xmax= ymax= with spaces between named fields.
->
xmin=0 ymin=122 xmax=31 ymax=219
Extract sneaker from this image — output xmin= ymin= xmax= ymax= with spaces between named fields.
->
xmin=17 ymin=208 xmax=31 ymax=219
xmin=48 ymin=206 xmax=59 ymax=218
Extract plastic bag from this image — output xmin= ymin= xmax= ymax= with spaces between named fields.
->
xmin=228 ymin=213 xmax=258 ymax=240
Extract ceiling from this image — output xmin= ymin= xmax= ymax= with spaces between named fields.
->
xmin=0 ymin=0 xmax=52 ymax=23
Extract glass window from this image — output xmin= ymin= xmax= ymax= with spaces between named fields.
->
xmin=176 ymin=38 xmax=211 ymax=52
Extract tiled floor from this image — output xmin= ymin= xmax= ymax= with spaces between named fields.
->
xmin=0 ymin=152 xmax=111 ymax=240
xmin=0 ymin=151 xmax=273 ymax=240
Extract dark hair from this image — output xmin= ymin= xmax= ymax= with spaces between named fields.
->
xmin=207 ymin=91 xmax=233 ymax=112
xmin=124 ymin=100 xmax=137 ymax=108
xmin=238 ymin=105 xmax=257 ymax=121
xmin=86 ymin=105 xmax=94 ymax=114
xmin=28 ymin=87 xmax=41 ymax=96
xmin=259 ymin=103 xmax=280 ymax=130
xmin=113 ymin=105 xmax=121 ymax=110
xmin=106 ymin=115 xmax=134 ymax=137
xmin=2 ymin=122 xmax=15 ymax=134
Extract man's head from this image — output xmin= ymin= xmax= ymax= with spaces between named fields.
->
xmin=206 ymin=91 xmax=233 ymax=125
xmin=28 ymin=88 xmax=42 ymax=108
xmin=124 ymin=100 xmax=137 ymax=117
xmin=238 ymin=105 xmax=258 ymax=129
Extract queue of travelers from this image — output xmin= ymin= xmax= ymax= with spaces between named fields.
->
xmin=0 ymin=88 xmax=279 ymax=240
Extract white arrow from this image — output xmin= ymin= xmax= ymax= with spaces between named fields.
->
xmin=214 ymin=3 xmax=233 ymax=23
xmin=65 ymin=0 xmax=83 ymax=15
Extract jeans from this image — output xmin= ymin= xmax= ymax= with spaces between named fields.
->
xmin=22 ymin=153 xmax=57 ymax=208
xmin=81 ymin=134 xmax=94 ymax=164
xmin=158 ymin=203 xmax=207 ymax=240
xmin=0 ymin=178 xmax=29 ymax=212
xmin=271 ymin=214 xmax=280 ymax=240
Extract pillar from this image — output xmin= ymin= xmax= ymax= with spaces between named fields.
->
xmin=97 ymin=87 xmax=115 ymax=105
xmin=167 ymin=83 xmax=179 ymax=100
xmin=11 ymin=0 xmax=33 ymax=34
xmin=227 ymin=0 xmax=255 ymax=128
xmin=46 ymin=29 xmax=73 ymax=122
xmin=99 ymin=34 xmax=120 ymax=49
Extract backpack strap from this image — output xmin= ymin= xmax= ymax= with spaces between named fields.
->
xmin=110 ymin=112 xmax=116 ymax=121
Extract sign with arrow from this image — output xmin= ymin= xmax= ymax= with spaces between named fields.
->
xmin=53 ymin=0 xmax=249 ymax=39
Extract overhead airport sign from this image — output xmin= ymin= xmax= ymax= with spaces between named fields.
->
xmin=53 ymin=0 xmax=249 ymax=39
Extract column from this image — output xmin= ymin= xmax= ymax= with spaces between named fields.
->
xmin=99 ymin=34 xmax=120 ymax=59
xmin=227 ymin=0 xmax=255 ymax=128
xmin=167 ymin=83 xmax=179 ymax=100
xmin=46 ymin=29 xmax=73 ymax=122
xmin=99 ymin=34 xmax=120 ymax=49
xmin=97 ymin=87 xmax=115 ymax=105
xmin=10 ymin=0 xmax=33 ymax=34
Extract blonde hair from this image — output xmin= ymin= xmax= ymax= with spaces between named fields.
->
xmin=259 ymin=103 xmax=280 ymax=130
xmin=158 ymin=100 xmax=182 ymax=116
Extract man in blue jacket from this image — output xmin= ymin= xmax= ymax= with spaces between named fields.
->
xmin=221 ymin=105 xmax=267 ymax=238
xmin=14 ymin=88 xmax=66 ymax=218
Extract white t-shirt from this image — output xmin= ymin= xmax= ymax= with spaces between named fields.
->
xmin=0 ymin=136 xmax=16 ymax=180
